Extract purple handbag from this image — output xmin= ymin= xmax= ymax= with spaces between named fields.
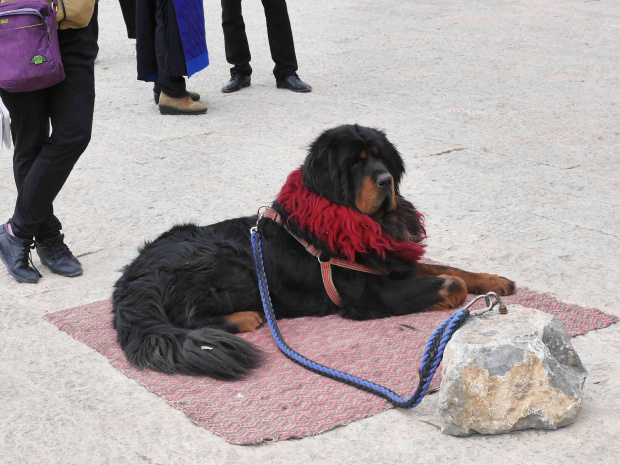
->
xmin=0 ymin=0 xmax=65 ymax=92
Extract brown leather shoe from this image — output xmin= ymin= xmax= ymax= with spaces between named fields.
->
xmin=159 ymin=92 xmax=207 ymax=115
xmin=154 ymin=90 xmax=200 ymax=104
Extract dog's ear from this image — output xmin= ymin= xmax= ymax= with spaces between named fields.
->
xmin=301 ymin=130 xmax=344 ymax=200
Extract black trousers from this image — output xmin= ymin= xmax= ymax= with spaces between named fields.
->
xmin=153 ymin=0 xmax=187 ymax=97
xmin=221 ymin=0 xmax=298 ymax=80
xmin=0 ymin=8 xmax=99 ymax=240
xmin=118 ymin=0 xmax=137 ymax=39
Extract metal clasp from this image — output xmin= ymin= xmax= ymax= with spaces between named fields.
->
xmin=464 ymin=292 xmax=508 ymax=316
xmin=252 ymin=206 xmax=269 ymax=233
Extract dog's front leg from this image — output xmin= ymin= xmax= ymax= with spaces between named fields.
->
xmin=339 ymin=274 xmax=470 ymax=319
xmin=414 ymin=263 xmax=515 ymax=296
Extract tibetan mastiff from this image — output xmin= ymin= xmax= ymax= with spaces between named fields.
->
xmin=112 ymin=124 xmax=515 ymax=379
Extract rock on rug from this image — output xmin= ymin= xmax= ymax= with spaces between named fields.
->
xmin=45 ymin=287 xmax=617 ymax=445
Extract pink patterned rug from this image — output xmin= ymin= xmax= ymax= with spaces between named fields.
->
xmin=45 ymin=287 xmax=617 ymax=445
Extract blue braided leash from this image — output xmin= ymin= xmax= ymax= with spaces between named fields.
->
xmin=250 ymin=226 xmax=505 ymax=408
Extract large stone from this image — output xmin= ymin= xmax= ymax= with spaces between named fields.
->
xmin=438 ymin=305 xmax=587 ymax=436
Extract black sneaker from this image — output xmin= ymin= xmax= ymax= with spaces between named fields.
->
xmin=0 ymin=223 xmax=41 ymax=284
xmin=35 ymin=234 xmax=83 ymax=277
xmin=221 ymin=73 xmax=251 ymax=93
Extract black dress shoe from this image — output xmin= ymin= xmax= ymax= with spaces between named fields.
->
xmin=35 ymin=234 xmax=83 ymax=277
xmin=221 ymin=73 xmax=251 ymax=93
xmin=0 ymin=223 xmax=41 ymax=284
xmin=276 ymin=74 xmax=312 ymax=93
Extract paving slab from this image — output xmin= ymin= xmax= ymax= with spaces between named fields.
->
xmin=1 ymin=1 xmax=619 ymax=464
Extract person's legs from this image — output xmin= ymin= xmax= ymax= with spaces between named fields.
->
xmin=118 ymin=0 xmax=137 ymax=39
xmin=0 ymin=88 xmax=50 ymax=204
xmin=0 ymin=88 xmax=49 ymax=239
xmin=3 ymin=90 xmax=57 ymax=242
xmin=261 ymin=0 xmax=298 ymax=80
xmin=0 ymin=88 xmax=49 ymax=283
xmin=152 ymin=0 xmax=206 ymax=114
xmin=221 ymin=0 xmax=252 ymax=77
xmin=12 ymin=8 xmax=99 ymax=242
xmin=154 ymin=0 xmax=187 ymax=98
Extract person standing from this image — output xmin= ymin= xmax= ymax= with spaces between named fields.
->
xmin=136 ymin=0 xmax=209 ymax=115
xmin=0 ymin=0 xmax=100 ymax=284
xmin=221 ymin=0 xmax=312 ymax=93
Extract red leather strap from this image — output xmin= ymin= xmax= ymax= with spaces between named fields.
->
xmin=320 ymin=260 xmax=343 ymax=307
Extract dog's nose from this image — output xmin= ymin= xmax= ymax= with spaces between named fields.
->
xmin=376 ymin=174 xmax=393 ymax=189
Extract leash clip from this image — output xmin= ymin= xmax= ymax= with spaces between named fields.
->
xmin=465 ymin=292 xmax=508 ymax=316
xmin=252 ymin=206 xmax=270 ymax=233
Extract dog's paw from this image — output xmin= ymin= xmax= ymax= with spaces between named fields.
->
xmin=225 ymin=311 xmax=266 ymax=333
xmin=466 ymin=273 xmax=516 ymax=297
xmin=427 ymin=275 xmax=469 ymax=311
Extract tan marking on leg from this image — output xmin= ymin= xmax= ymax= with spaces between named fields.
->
xmin=427 ymin=275 xmax=468 ymax=311
xmin=225 ymin=311 xmax=266 ymax=333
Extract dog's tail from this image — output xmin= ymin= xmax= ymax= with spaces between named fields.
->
xmin=112 ymin=274 xmax=262 ymax=379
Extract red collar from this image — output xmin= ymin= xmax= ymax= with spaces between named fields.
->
xmin=276 ymin=168 xmax=425 ymax=264
xmin=260 ymin=168 xmax=425 ymax=306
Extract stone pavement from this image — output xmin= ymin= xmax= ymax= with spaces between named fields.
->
xmin=1 ymin=1 xmax=619 ymax=463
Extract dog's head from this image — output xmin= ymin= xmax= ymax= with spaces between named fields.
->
xmin=302 ymin=124 xmax=405 ymax=218
xmin=270 ymin=124 xmax=426 ymax=269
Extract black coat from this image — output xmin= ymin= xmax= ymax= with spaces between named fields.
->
xmin=135 ymin=0 xmax=188 ymax=81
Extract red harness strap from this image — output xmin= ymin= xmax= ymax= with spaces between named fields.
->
xmin=261 ymin=207 xmax=389 ymax=307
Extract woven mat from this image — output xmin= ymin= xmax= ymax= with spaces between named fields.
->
xmin=45 ymin=287 xmax=617 ymax=445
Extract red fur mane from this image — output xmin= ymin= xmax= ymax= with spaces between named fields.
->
xmin=277 ymin=169 xmax=425 ymax=264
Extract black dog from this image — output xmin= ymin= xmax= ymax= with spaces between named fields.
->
xmin=112 ymin=125 xmax=515 ymax=379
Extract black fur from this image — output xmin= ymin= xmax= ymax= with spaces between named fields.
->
xmin=112 ymin=125 xmax=457 ymax=379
